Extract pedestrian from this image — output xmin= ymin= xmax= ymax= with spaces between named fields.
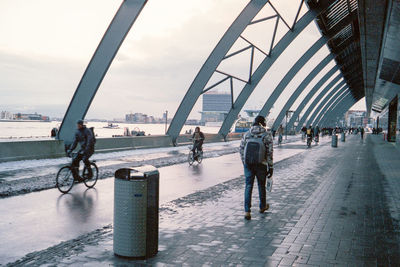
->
xmin=239 ymin=115 xmax=273 ymax=220
xmin=360 ymin=126 xmax=364 ymax=139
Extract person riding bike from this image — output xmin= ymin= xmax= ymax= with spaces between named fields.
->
xmin=301 ymin=126 xmax=307 ymax=141
xmin=192 ymin=127 xmax=205 ymax=159
xmin=306 ymin=125 xmax=313 ymax=146
xmin=67 ymin=120 xmax=95 ymax=181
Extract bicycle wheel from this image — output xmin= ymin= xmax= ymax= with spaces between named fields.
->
xmin=56 ymin=166 xmax=74 ymax=193
xmin=188 ymin=151 xmax=194 ymax=166
xmin=197 ymin=151 xmax=203 ymax=163
xmin=83 ymin=162 xmax=99 ymax=188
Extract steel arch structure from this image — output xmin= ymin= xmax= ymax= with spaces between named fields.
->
xmin=319 ymin=91 xmax=352 ymax=126
xmin=257 ymin=36 xmax=328 ymax=118
xmin=218 ymin=7 xmax=320 ymax=139
xmin=57 ymin=0 xmax=147 ymax=144
xmin=322 ymin=94 xmax=356 ymax=127
xmin=312 ymin=87 xmax=350 ymax=126
xmin=295 ymin=74 xmax=344 ymax=131
xmin=320 ymin=96 xmax=352 ymax=127
xmin=288 ymin=66 xmax=340 ymax=131
xmin=305 ymin=83 xmax=347 ymax=127
xmin=325 ymin=98 xmax=355 ymax=127
xmin=318 ymin=91 xmax=351 ymax=126
xmin=166 ymin=0 xmax=331 ymax=143
xmin=270 ymin=53 xmax=334 ymax=130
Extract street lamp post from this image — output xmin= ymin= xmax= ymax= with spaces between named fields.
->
xmin=165 ymin=110 xmax=168 ymax=134
xmin=285 ymin=110 xmax=294 ymax=140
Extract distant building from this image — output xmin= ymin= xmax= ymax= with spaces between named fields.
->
xmin=345 ymin=110 xmax=367 ymax=127
xmin=0 ymin=111 xmax=14 ymax=120
xmin=14 ymin=112 xmax=49 ymax=121
xmin=125 ymin=112 xmax=164 ymax=123
xmin=201 ymin=92 xmax=231 ymax=123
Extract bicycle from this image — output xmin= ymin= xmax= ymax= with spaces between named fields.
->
xmin=188 ymin=142 xmax=203 ymax=166
xmin=56 ymin=152 xmax=99 ymax=194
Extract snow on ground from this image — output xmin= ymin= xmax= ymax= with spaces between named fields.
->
xmin=0 ymin=140 xmax=241 ymax=172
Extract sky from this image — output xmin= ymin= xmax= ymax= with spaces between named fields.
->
xmin=0 ymin=0 xmax=366 ymax=121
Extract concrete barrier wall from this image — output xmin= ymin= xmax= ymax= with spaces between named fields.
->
xmin=0 ymin=133 xmax=242 ymax=163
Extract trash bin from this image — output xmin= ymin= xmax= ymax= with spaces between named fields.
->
xmin=341 ymin=132 xmax=345 ymax=142
xmin=332 ymin=134 xmax=338 ymax=147
xmin=114 ymin=165 xmax=159 ymax=258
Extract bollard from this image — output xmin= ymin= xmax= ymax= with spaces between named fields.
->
xmin=331 ymin=134 xmax=338 ymax=147
xmin=114 ymin=165 xmax=159 ymax=258
xmin=341 ymin=132 xmax=345 ymax=142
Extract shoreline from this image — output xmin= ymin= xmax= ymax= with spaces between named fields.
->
xmin=0 ymin=119 xmax=51 ymax=123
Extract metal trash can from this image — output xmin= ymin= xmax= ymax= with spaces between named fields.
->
xmin=331 ymin=134 xmax=338 ymax=147
xmin=114 ymin=165 xmax=159 ymax=258
xmin=341 ymin=132 xmax=345 ymax=142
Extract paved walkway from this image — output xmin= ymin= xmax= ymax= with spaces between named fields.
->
xmin=8 ymin=134 xmax=400 ymax=266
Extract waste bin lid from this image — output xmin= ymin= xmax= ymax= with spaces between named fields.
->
xmin=115 ymin=165 xmax=158 ymax=180
xmin=115 ymin=168 xmax=145 ymax=180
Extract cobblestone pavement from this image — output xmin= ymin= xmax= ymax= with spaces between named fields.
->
xmin=7 ymin=134 xmax=400 ymax=266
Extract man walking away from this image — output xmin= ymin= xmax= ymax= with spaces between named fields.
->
xmin=240 ymin=115 xmax=273 ymax=220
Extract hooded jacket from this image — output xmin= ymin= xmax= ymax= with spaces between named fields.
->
xmin=239 ymin=124 xmax=273 ymax=167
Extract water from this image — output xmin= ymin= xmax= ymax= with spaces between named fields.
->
xmin=0 ymin=121 xmax=219 ymax=140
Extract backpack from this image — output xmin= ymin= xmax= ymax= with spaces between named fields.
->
xmin=244 ymin=133 xmax=267 ymax=165
xmin=306 ymin=129 xmax=312 ymax=135
xmin=89 ymin=127 xmax=96 ymax=144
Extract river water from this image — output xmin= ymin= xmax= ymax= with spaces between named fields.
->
xmin=0 ymin=121 xmax=219 ymax=141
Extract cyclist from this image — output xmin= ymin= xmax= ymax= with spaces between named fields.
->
xmin=192 ymin=126 xmax=205 ymax=159
xmin=301 ymin=125 xmax=307 ymax=141
xmin=306 ymin=125 xmax=313 ymax=146
xmin=67 ymin=119 xmax=95 ymax=181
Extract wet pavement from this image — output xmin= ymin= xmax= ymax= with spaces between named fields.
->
xmin=8 ymin=133 xmax=399 ymax=266
xmin=0 ymin=136 xmax=322 ymax=265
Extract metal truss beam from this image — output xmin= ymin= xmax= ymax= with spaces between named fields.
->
xmin=306 ymin=84 xmax=348 ymax=127
xmin=166 ymin=0 xmax=269 ymax=143
xmin=319 ymin=91 xmax=351 ymax=127
xmin=219 ymin=9 xmax=320 ymax=138
xmin=57 ymin=0 xmax=147 ymax=144
xmin=167 ymin=1 xmax=329 ymax=142
xmin=270 ymin=52 xmax=334 ymax=130
xmin=313 ymin=87 xmax=349 ymax=126
xmin=295 ymin=74 xmax=344 ymax=131
xmin=258 ymin=36 xmax=328 ymax=120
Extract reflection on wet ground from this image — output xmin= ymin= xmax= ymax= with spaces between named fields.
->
xmin=0 ymin=138 xmax=330 ymax=264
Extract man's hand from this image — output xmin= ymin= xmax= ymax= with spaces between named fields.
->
xmin=267 ymin=167 xmax=273 ymax=178
xmin=66 ymin=150 xmax=72 ymax=157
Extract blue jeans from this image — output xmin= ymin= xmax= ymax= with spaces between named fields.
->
xmin=244 ymin=164 xmax=268 ymax=212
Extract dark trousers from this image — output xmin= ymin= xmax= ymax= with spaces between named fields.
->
xmin=244 ymin=164 xmax=268 ymax=212
xmin=192 ymin=140 xmax=203 ymax=153
xmin=72 ymin=151 xmax=93 ymax=175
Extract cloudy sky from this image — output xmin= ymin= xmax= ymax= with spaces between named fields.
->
xmin=0 ymin=0 xmax=365 ymax=121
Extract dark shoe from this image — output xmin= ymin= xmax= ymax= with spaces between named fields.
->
xmin=244 ymin=212 xmax=251 ymax=220
xmin=259 ymin=203 xmax=270 ymax=213
xmin=76 ymin=176 xmax=85 ymax=183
